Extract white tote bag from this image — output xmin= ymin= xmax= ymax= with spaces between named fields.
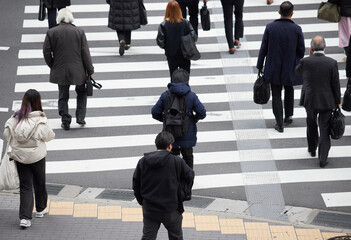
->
xmin=0 ymin=137 xmax=20 ymax=190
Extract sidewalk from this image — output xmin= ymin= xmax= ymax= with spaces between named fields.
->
xmin=0 ymin=184 xmax=350 ymax=240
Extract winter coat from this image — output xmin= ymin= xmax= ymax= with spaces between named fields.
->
xmin=151 ymin=82 xmax=206 ymax=148
xmin=106 ymin=0 xmax=141 ymax=31
xmin=3 ymin=111 xmax=55 ymax=164
xmin=43 ymin=23 xmax=94 ymax=85
xmin=256 ymin=18 xmax=305 ymax=86
xmin=157 ymin=19 xmax=197 ymax=57
xmin=43 ymin=0 xmax=71 ymax=9
xmin=328 ymin=0 xmax=351 ymax=17
xmin=133 ymin=150 xmax=194 ymax=213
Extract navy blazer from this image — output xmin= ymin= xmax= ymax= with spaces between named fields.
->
xmin=295 ymin=53 xmax=341 ymax=110
xmin=256 ymin=18 xmax=305 ymax=86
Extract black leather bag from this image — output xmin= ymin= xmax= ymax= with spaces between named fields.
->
xmin=38 ymin=0 xmax=46 ymax=21
xmin=330 ymin=107 xmax=345 ymax=140
xmin=342 ymin=79 xmax=351 ymax=111
xmin=200 ymin=3 xmax=210 ymax=31
xmin=138 ymin=0 xmax=148 ymax=25
xmin=253 ymin=70 xmax=270 ymax=104
xmin=86 ymin=76 xmax=102 ymax=97
xmin=181 ymin=21 xmax=201 ymax=60
xmin=174 ymin=159 xmax=193 ymax=202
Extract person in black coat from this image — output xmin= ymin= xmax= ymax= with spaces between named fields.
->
xmin=133 ymin=132 xmax=194 ymax=240
xmin=151 ymin=69 xmax=206 ymax=169
xmin=256 ymin=1 xmax=305 ymax=133
xmin=43 ymin=0 xmax=71 ymax=29
xmin=295 ymin=36 xmax=341 ymax=168
xmin=106 ymin=0 xmax=141 ymax=56
xmin=176 ymin=0 xmax=207 ymax=35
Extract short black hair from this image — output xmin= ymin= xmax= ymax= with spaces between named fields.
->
xmin=155 ymin=131 xmax=175 ymax=150
xmin=280 ymin=1 xmax=294 ymax=17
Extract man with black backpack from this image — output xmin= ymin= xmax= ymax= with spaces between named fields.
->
xmin=151 ymin=69 xmax=206 ymax=169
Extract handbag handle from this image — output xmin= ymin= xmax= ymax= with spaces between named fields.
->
xmin=89 ymin=76 xmax=102 ymax=89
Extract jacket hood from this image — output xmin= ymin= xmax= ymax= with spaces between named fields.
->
xmin=7 ymin=111 xmax=48 ymax=144
xmin=143 ymin=150 xmax=171 ymax=168
xmin=167 ymin=82 xmax=191 ymax=96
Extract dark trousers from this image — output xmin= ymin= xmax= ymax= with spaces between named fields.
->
xmin=16 ymin=158 xmax=47 ymax=220
xmin=167 ymin=55 xmax=191 ymax=78
xmin=305 ymin=108 xmax=332 ymax=164
xmin=47 ymin=8 xmax=63 ymax=29
xmin=220 ymin=0 xmax=244 ymax=49
xmin=271 ymin=83 xmax=294 ymax=127
xmin=176 ymin=0 xmax=199 ymax=35
xmin=117 ymin=30 xmax=132 ymax=45
xmin=58 ymin=84 xmax=87 ymax=124
xmin=172 ymin=147 xmax=193 ymax=169
xmin=142 ymin=208 xmax=183 ymax=240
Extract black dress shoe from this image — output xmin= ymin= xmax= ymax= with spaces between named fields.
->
xmin=76 ymin=119 xmax=86 ymax=125
xmin=320 ymin=161 xmax=329 ymax=168
xmin=284 ymin=116 xmax=293 ymax=125
xmin=274 ymin=124 xmax=284 ymax=133
xmin=61 ymin=123 xmax=70 ymax=131
xmin=309 ymin=151 xmax=316 ymax=157
xmin=119 ymin=40 xmax=125 ymax=56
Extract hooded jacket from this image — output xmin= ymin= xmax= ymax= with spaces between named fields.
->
xmin=132 ymin=150 xmax=194 ymax=213
xmin=3 ymin=111 xmax=55 ymax=164
xmin=151 ymin=82 xmax=206 ymax=148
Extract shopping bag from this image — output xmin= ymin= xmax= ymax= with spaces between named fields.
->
xmin=0 ymin=139 xmax=19 ymax=190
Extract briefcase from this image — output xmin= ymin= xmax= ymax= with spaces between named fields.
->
xmin=342 ymin=78 xmax=351 ymax=111
xmin=330 ymin=107 xmax=345 ymax=140
xmin=86 ymin=76 xmax=102 ymax=97
xmin=200 ymin=3 xmax=210 ymax=31
xmin=253 ymin=71 xmax=270 ymax=104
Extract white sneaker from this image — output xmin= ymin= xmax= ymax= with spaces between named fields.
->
xmin=19 ymin=219 xmax=31 ymax=228
xmin=35 ymin=210 xmax=46 ymax=218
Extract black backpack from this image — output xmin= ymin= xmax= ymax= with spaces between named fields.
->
xmin=253 ymin=70 xmax=270 ymax=104
xmin=163 ymin=91 xmax=189 ymax=138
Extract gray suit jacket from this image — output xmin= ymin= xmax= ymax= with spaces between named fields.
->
xmin=295 ymin=53 xmax=341 ymax=110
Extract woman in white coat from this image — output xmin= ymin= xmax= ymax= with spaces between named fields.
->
xmin=3 ymin=89 xmax=55 ymax=228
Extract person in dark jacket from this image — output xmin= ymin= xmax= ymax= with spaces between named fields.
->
xmin=295 ymin=36 xmax=341 ymax=168
xmin=43 ymin=8 xmax=94 ymax=131
xmin=176 ymin=0 xmax=207 ymax=35
xmin=43 ymin=0 xmax=71 ymax=29
xmin=133 ymin=131 xmax=194 ymax=240
xmin=151 ymin=69 xmax=206 ymax=169
xmin=106 ymin=0 xmax=141 ymax=56
xmin=157 ymin=0 xmax=197 ymax=77
xmin=256 ymin=1 xmax=305 ymax=133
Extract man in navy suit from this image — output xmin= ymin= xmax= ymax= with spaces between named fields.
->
xmin=295 ymin=36 xmax=341 ymax=168
xmin=256 ymin=1 xmax=305 ymax=133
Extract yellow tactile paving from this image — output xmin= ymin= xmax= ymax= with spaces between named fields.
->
xmin=98 ymin=206 xmax=122 ymax=220
xmin=295 ymin=229 xmax=323 ymax=240
xmin=219 ymin=219 xmax=246 ymax=234
xmin=195 ymin=216 xmax=220 ymax=231
xmin=49 ymin=201 xmax=74 ymax=215
xmin=122 ymin=208 xmax=143 ymax=222
xmin=270 ymin=226 xmax=297 ymax=240
xmin=245 ymin=222 xmax=270 ymax=230
xmin=73 ymin=203 xmax=98 ymax=218
xmin=182 ymin=212 xmax=195 ymax=228
xmin=245 ymin=222 xmax=272 ymax=240
xmin=321 ymin=232 xmax=347 ymax=239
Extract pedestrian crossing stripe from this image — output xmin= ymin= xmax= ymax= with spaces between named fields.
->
xmin=321 ymin=192 xmax=351 ymax=207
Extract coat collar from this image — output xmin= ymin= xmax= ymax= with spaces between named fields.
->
xmin=274 ymin=18 xmax=295 ymax=24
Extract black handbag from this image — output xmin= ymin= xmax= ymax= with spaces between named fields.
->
xmin=317 ymin=2 xmax=341 ymax=22
xmin=38 ymin=0 xmax=46 ymax=21
xmin=181 ymin=21 xmax=201 ymax=60
xmin=253 ymin=70 xmax=270 ymax=104
xmin=342 ymin=78 xmax=351 ymax=111
xmin=330 ymin=107 xmax=345 ymax=140
xmin=174 ymin=159 xmax=193 ymax=202
xmin=138 ymin=0 xmax=148 ymax=25
xmin=86 ymin=76 xmax=102 ymax=97
xmin=200 ymin=3 xmax=210 ymax=31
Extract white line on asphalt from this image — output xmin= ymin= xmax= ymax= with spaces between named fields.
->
xmin=321 ymin=192 xmax=351 ymax=207
xmin=0 ymin=108 xmax=8 ymax=112
xmin=0 ymin=46 xmax=9 ymax=51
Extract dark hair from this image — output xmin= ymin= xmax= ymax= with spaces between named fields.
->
xmin=13 ymin=89 xmax=43 ymax=123
xmin=171 ymin=68 xmax=189 ymax=83
xmin=280 ymin=1 xmax=293 ymax=17
xmin=155 ymin=131 xmax=175 ymax=150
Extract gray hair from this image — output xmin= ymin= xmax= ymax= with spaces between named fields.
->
xmin=310 ymin=35 xmax=326 ymax=51
xmin=57 ymin=8 xmax=74 ymax=24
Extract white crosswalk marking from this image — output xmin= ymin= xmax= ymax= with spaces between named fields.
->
xmin=16 ymin=0 xmax=351 ymax=209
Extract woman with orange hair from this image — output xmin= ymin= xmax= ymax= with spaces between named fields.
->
xmin=157 ymin=0 xmax=197 ymax=78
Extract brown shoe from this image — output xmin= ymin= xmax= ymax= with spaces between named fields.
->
xmin=229 ymin=48 xmax=236 ymax=54
xmin=266 ymin=0 xmax=273 ymax=4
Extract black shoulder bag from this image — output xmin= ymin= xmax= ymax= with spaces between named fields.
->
xmin=181 ymin=20 xmax=201 ymax=61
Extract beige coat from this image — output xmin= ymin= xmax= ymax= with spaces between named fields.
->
xmin=3 ymin=111 xmax=55 ymax=164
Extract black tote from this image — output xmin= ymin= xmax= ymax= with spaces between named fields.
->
xmin=38 ymin=0 xmax=46 ymax=21
xmin=253 ymin=70 xmax=270 ymax=104
xmin=342 ymin=78 xmax=351 ymax=111
xmin=138 ymin=0 xmax=148 ymax=25
xmin=181 ymin=21 xmax=201 ymax=60
xmin=200 ymin=3 xmax=210 ymax=31
xmin=330 ymin=107 xmax=345 ymax=140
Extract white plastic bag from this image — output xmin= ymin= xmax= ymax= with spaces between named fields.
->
xmin=0 ymin=138 xmax=19 ymax=190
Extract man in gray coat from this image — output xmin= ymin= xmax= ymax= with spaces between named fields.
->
xmin=43 ymin=8 xmax=94 ymax=130
xmin=295 ymin=36 xmax=341 ymax=168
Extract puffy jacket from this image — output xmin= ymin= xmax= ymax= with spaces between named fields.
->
xmin=44 ymin=0 xmax=70 ymax=9
xmin=3 ymin=111 xmax=55 ymax=164
xmin=328 ymin=0 xmax=351 ymax=17
xmin=133 ymin=150 xmax=194 ymax=213
xmin=106 ymin=0 xmax=141 ymax=31
xmin=151 ymin=82 xmax=206 ymax=148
